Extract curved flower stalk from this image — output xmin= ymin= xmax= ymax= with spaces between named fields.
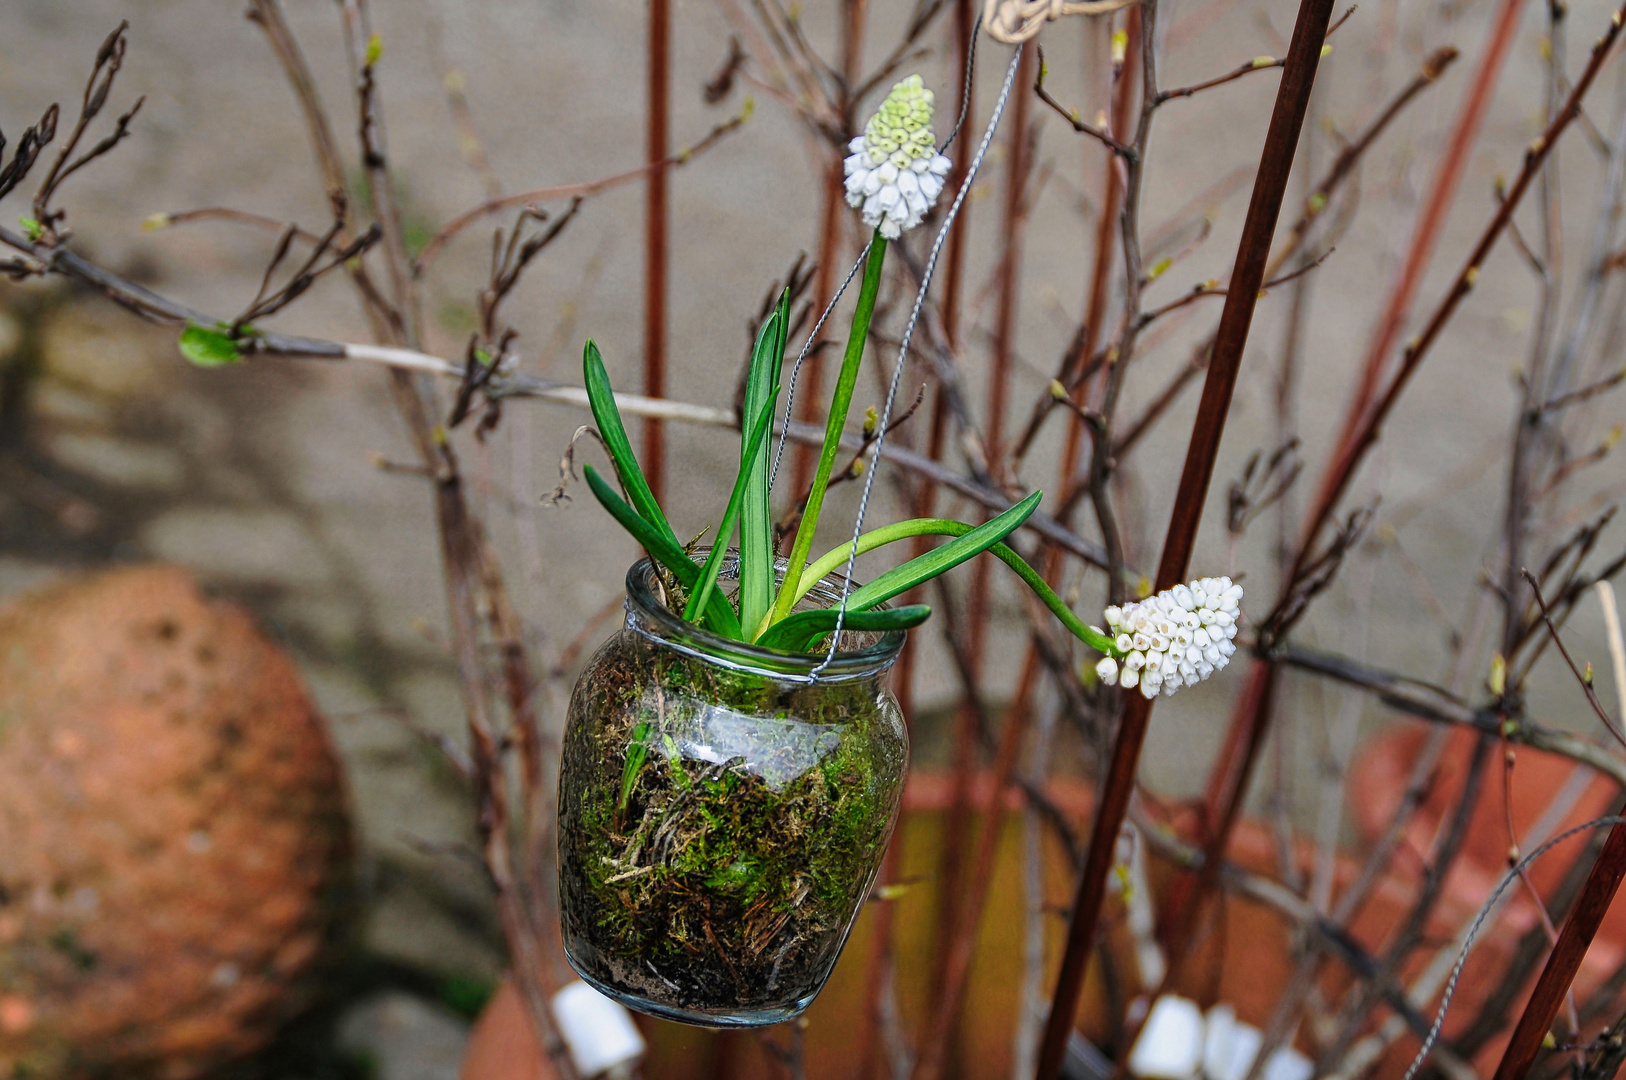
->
xmin=579 ymin=69 xmax=1240 ymax=678
xmin=843 ymin=75 xmax=953 ymax=239
xmin=1095 ymin=578 xmax=1243 ymax=699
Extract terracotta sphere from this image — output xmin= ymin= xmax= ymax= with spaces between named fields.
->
xmin=0 ymin=566 xmax=353 ymax=1079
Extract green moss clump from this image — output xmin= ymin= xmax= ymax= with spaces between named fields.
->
xmin=557 ymin=627 xmax=906 ymax=1023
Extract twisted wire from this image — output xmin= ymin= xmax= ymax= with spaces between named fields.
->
xmin=812 ymin=42 xmax=1026 ymax=678
xmin=768 ymin=17 xmax=984 ymax=494
xmin=1401 ymin=814 xmax=1626 ymax=1080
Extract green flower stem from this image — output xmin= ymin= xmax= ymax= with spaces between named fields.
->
xmin=766 ymin=233 xmax=889 ymax=635
xmin=795 ymin=518 xmax=1117 ymax=656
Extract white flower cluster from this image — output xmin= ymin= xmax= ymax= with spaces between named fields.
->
xmin=844 ymin=75 xmax=953 ymax=240
xmin=1094 ymin=577 xmax=1242 ymax=699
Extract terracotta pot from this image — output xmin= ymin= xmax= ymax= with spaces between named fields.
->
xmin=462 ymin=981 xmax=557 ymax=1080
xmin=1344 ymin=723 xmax=1626 ymax=1071
xmin=469 ymin=773 xmax=1100 ymax=1078
xmin=469 ymin=745 xmax=1573 ymax=1078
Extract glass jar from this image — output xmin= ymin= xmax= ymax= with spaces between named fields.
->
xmin=557 ymin=553 xmax=908 ymax=1027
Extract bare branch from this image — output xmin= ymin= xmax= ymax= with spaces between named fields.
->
xmin=413 ymin=110 xmax=746 ymax=272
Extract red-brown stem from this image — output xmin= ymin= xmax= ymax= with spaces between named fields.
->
xmin=1161 ymin=656 xmax=1278 ymax=932
xmin=913 ymin=647 xmax=1044 ymax=1080
xmin=939 ymin=0 xmax=976 ymax=357
xmin=929 ymin=41 xmax=1038 ymax=1032
xmin=987 ymin=48 xmax=1036 ymax=473
xmin=1494 ymin=819 xmax=1626 ymax=1080
xmin=862 ymin=7 xmax=975 ymax=1070
xmin=917 ymin=26 xmax=1132 ymax=1072
xmin=1071 ymin=9 xmax=1137 ymax=439
xmin=1298 ymin=0 xmax=1528 ymax=578
xmin=1273 ymin=2 xmax=1623 ymax=625
xmin=1179 ymin=0 xmax=1623 ymax=978
xmin=642 ymin=0 xmax=671 ymax=501
xmin=1034 ymin=0 xmax=1336 ymax=1070
xmin=792 ymin=0 xmax=868 ymax=496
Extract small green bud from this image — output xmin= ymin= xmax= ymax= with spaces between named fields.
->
xmin=178 ymin=323 xmax=245 ymax=369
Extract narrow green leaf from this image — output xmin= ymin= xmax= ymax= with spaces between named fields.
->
xmin=755 ymin=604 xmax=932 ymax=653
xmin=684 ymin=387 xmax=781 ymax=624
xmin=809 ymin=513 xmax=1125 ymax=653
xmin=618 ymin=721 xmax=651 ymax=810
xmin=583 ymin=340 xmax=679 ymax=546
xmin=662 ymin=734 xmax=691 ymax=790
xmin=840 ymin=492 xmax=1042 ymax=612
xmin=583 ymin=464 xmax=742 ymax=639
xmin=736 ymin=296 xmax=788 ymax=637
xmin=178 ymin=324 xmax=244 ymax=368
xmin=769 ymin=234 xmax=888 ymax=629
xmin=789 ymin=497 xmax=1117 ymax=654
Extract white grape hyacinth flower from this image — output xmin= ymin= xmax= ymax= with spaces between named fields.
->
xmin=1103 ymin=577 xmax=1242 ymax=700
xmin=844 ymin=74 xmax=953 ymax=240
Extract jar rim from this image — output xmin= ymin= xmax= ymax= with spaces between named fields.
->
xmin=622 ymin=550 xmax=905 ymax=683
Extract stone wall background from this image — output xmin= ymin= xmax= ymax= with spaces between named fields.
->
xmin=4 ymin=0 xmax=1625 ymax=1073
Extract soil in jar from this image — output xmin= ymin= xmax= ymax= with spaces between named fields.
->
xmin=558 ymin=636 xmax=905 ymax=1016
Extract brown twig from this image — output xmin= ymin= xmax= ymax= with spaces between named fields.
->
xmin=1525 ymin=568 xmax=1626 ymax=748
xmin=1034 ymin=47 xmax=1132 ymax=156
xmin=1035 ymin=0 xmax=1336 ymax=1070
xmin=147 ymin=206 xmax=326 ymax=243
xmin=643 ymin=0 xmax=672 ymax=502
xmin=914 ymin=44 xmax=1038 ymax=1080
xmin=412 ymin=112 xmax=745 ymax=272
xmin=1184 ymin=19 xmax=1626 ymax=1013
xmin=30 ymin=22 xmax=144 ymax=241
xmin=1494 ymin=819 xmax=1626 ymax=1080
xmin=1298 ymin=0 xmax=1534 ymax=568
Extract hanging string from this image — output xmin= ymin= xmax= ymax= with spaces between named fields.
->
xmin=768 ymin=15 xmax=983 ymax=497
xmin=812 ymin=42 xmax=1026 ymax=679
xmin=1401 ymin=814 xmax=1626 ymax=1080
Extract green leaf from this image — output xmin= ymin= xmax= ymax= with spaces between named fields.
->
xmin=736 ymin=295 xmax=788 ymax=637
xmin=769 ymin=234 xmax=888 ymax=629
xmin=18 ymin=217 xmax=43 ymax=242
xmin=618 ymin=721 xmax=651 ymax=811
xmin=583 ymin=464 xmax=742 ymax=639
xmin=366 ymin=32 xmax=384 ymax=67
xmin=839 ymin=492 xmax=1043 ymax=612
xmin=755 ymin=604 xmax=932 ymax=653
xmin=684 ymin=388 xmax=781 ymax=625
xmin=582 ymin=340 xmax=679 ymax=547
xmin=662 ymin=734 xmax=691 ymax=790
xmin=178 ymin=324 xmax=244 ymax=368
xmin=789 ymin=497 xmax=1117 ymax=654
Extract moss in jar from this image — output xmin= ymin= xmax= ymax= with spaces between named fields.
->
xmin=557 ymin=626 xmax=906 ymax=1018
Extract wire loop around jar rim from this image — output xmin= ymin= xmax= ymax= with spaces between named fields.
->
xmin=621 ymin=552 xmax=905 ymax=684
